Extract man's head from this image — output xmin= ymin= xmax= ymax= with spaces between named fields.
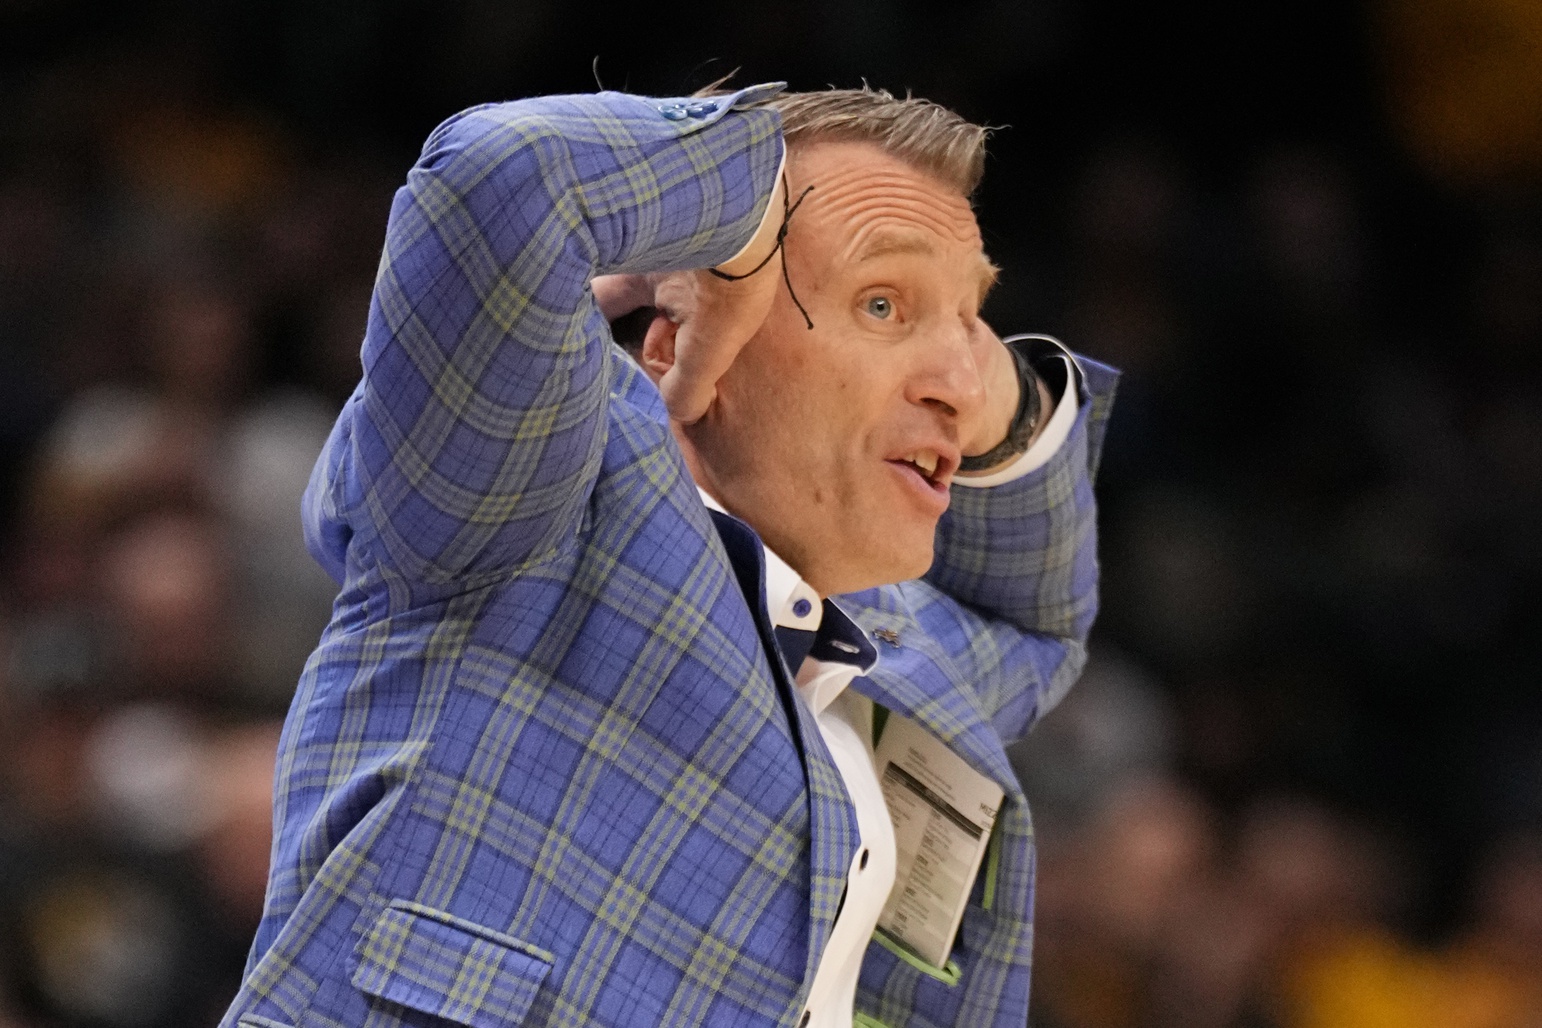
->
xmin=648 ymin=88 xmax=999 ymax=597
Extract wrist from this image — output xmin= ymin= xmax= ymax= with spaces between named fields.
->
xmin=957 ymin=338 xmax=1044 ymax=474
xmin=714 ymin=156 xmax=787 ymax=277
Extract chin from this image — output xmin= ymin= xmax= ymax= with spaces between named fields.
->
xmin=832 ymin=540 xmax=935 ymax=595
xmin=893 ymin=542 xmax=936 ymax=584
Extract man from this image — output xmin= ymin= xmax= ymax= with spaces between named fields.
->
xmin=225 ymin=81 xmax=1115 ymax=1028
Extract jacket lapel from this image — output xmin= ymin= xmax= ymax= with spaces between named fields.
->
xmin=616 ymin=349 xmax=891 ymax=979
xmin=708 ymin=513 xmax=859 ymax=992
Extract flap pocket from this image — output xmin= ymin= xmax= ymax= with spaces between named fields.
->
xmin=351 ymin=901 xmax=554 ymax=1028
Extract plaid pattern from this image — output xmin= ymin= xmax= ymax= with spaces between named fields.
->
xmin=224 ymin=87 xmax=1116 ymax=1028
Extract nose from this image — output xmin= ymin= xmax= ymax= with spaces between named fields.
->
xmin=905 ymin=316 xmax=987 ymax=426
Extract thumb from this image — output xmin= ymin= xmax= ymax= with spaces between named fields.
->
xmin=642 ymin=312 xmax=718 ymax=424
xmin=656 ymin=320 xmax=725 ymax=424
xmin=592 ymin=273 xmax=656 ymax=321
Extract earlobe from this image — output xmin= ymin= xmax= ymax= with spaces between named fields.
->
xmin=640 ymin=312 xmax=679 ymax=384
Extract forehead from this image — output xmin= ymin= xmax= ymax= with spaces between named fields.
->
xmin=786 ymin=141 xmax=987 ymax=276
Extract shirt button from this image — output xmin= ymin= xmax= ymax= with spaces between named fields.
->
xmin=800 ymin=1013 xmax=811 ymax=1027
xmin=792 ymin=598 xmax=813 ymax=618
xmin=658 ymin=104 xmax=688 ymax=121
xmin=686 ymin=101 xmax=718 ymax=117
xmin=860 ymin=848 xmax=870 ymax=870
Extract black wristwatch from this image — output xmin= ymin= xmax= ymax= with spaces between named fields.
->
xmin=958 ymin=337 xmax=1045 ymax=473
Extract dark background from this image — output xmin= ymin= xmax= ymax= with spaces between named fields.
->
xmin=0 ymin=1 xmax=1539 ymax=1025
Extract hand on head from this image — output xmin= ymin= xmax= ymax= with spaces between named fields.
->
xmin=594 ymin=172 xmax=788 ymax=425
xmin=582 ymin=74 xmax=1043 ymax=596
xmin=640 ymin=265 xmax=781 ymax=424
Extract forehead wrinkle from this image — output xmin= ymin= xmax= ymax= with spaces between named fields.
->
xmin=807 ymin=167 xmax=971 ymax=210
xmin=832 ymin=201 xmax=982 ymax=263
xmin=785 ymin=148 xmax=986 ymax=285
xmin=825 ymin=193 xmax=977 ymax=246
xmin=853 ymin=228 xmax=937 ymax=263
xmin=837 ymin=210 xmax=987 ymax=281
xmin=795 ymin=166 xmax=980 ymax=245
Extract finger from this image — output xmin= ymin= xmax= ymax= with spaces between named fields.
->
xmin=640 ymin=308 xmax=718 ymax=423
xmin=656 ymin=366 xmax=717 ymax=425
xmin=592 ymin=274 xmax=654 ymax=321
xmin=658 ymin=320 xmax=742 ymax=424
xmin=641 ymin=312 xmax=724 ymax=425
xmin=959 ymin=326 xmax=1020 ymax=456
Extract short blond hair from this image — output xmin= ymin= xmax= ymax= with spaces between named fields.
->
xmin=767 ymin=87 xmax=989 ymax=197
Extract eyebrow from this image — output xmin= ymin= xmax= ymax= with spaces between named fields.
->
xmin=855 ymin=230 xmax=1000 ymax=302
xmin=854 ymin=231 xmax=937 ymax=262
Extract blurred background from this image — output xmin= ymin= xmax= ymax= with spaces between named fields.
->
xmin=0 ymin=0 xmax=1538 ymax=1025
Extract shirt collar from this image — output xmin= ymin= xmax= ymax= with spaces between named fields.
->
xmin=698 ymin=488 xmax=877 ymax=712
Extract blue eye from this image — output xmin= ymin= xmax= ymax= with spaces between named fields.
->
xmin=866 ymin=296 xmax=894 ymax=319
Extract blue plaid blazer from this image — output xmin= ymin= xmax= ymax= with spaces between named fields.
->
xmin=225 ymin=85 xmax=1116 ymax=1028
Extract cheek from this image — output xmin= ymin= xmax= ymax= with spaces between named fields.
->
xmin=745 ymin=337 xmax=844 ymax=422
xmin=714 ymin=352 xmax=820 ymax=472
xmin=803 ymin=370 xmax=871 ymax=458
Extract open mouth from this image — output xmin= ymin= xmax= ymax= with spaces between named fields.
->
xmin=902 ymin=451 xmax=940 ymax=480
xmin=887 ymin=449 xmax=953 ymax=495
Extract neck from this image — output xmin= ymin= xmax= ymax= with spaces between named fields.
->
xmin=677 ymin=428 xmax=834 ymax=602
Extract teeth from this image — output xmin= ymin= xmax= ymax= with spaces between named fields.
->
xmin=906 ymin=451 xmax=939 ymax=477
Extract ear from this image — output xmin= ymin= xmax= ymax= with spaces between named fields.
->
xmin=639 ymin=312 xmax=680 ymax=385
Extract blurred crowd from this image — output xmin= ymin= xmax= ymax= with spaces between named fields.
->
xmin=1011 ymin=657 xmax=1542 ymax=1028
xmin=0 ymin=44 xmax=389 ymax=1026
xmin=0 ymin=2 xmax=1540 ymax=1026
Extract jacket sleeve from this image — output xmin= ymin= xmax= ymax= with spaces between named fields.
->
xmin=845 ymin=356 xmax=1118 ymax=747
xmin=305 ymin=87 xmax=784 ymax=587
